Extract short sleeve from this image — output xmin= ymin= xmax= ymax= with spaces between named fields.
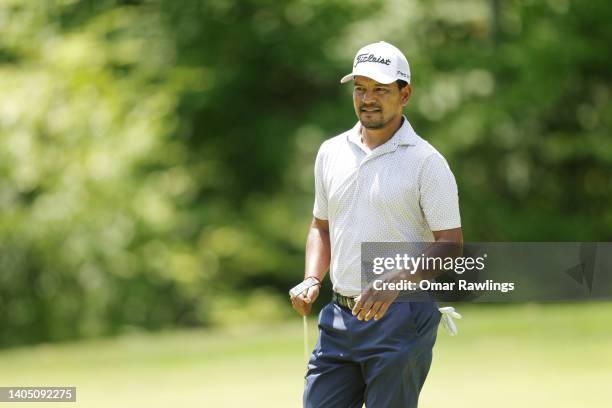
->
xmin=312 ymin=143 xmax=329 ymax=220
xmin=419 ymin=153 xmax=461 ymax=231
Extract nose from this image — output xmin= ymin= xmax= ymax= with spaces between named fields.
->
xmin=361 ymin=89 xmax=376 ymax=104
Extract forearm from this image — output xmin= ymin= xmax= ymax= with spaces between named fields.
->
xmin=397 ymin=229 xmax=463 ymax=281
xmin=417 ymin=241 xmax=462 ymax=281
xmin=304 ymin=219 xmax=331 ymax=283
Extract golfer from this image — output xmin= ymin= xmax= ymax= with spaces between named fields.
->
xmin=290 ymin=41 xmax=463 ymax=407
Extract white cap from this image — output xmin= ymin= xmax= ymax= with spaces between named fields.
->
xmin=340 ymin=41 xmax=411 ymax=84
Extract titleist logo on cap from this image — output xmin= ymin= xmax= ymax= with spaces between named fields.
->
xmin=354 ymin=53 xmax=391 ymax=68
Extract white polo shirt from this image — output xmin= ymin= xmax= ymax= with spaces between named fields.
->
xmin=313 ymin=117 xmax=461 ymax=296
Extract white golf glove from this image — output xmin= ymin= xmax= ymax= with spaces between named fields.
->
xmin=438 ymin=306 xmax=462 ymax=336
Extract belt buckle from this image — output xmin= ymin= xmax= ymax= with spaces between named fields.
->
xmin=346 ymin=297 xmax=355 ymax=310
xmin=334 ymin=292 xmax=357 ymax=310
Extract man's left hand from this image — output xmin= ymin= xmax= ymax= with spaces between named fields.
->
xmin=352 ymin=270 xmax=411 ymax=321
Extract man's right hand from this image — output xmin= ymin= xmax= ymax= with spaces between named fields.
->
xmin=290 ymin=284 xmax=320 ymax=316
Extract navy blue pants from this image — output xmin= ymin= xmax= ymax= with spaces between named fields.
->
xmin=304 ymin=300 xmax=440 ymax=408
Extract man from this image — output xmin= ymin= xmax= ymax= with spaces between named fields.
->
xmin=290 ymin=41 xmax=463 ymax=408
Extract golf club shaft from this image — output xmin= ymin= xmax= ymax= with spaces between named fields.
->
xmin=303 ymin=315 xmax=308 ymax=362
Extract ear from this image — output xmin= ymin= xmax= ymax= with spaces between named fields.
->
xmin=400 ymin=84 xmax=412 ymax=106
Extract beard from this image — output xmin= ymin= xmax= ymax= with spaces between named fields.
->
xmin=359 ymin=109 xmax=392 ymax=130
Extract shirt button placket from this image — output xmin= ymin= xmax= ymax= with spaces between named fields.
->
xmin=353 ymin=154 xmax=367 ymax=206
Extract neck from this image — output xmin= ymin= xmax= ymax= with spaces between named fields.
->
xmin=360 ymin=114 xmax=404 ymax=150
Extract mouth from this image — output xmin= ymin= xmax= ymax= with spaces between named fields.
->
xmin=360 ymin=106 xmax=381 ymax=113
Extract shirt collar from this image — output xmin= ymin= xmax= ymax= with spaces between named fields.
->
xmin=347 ymin=115 xmax=418 ymax=149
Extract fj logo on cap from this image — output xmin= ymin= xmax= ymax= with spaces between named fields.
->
xmin=354 ymin=53 xmax=391 ymax=68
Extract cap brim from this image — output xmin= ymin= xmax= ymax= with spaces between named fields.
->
xmin=339 ymin=69 xmax=397 ymax=84
xmin=340 ymin=73 xmax=354 ymax=83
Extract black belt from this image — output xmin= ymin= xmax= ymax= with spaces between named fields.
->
xmin=332 ymin=291 xmax=357 ymax=310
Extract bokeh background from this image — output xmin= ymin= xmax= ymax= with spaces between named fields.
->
xmin=0 ymin=0 xmax=610 ymax=407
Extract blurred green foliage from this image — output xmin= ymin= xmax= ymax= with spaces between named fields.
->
xmin=0 ymin=0 xmax=610 ymax=347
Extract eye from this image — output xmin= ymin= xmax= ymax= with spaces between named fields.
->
xmin=375 ymin=87 xmax=388 ymax=94
xmin=354 ymin=86 xmax=365 ymax=93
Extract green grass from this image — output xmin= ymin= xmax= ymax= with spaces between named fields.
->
xmin=0 ymin=303 xmax=611 ymax=407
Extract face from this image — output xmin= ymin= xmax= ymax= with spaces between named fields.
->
xmin=352 ymin=75 xmax=411 ymax=130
